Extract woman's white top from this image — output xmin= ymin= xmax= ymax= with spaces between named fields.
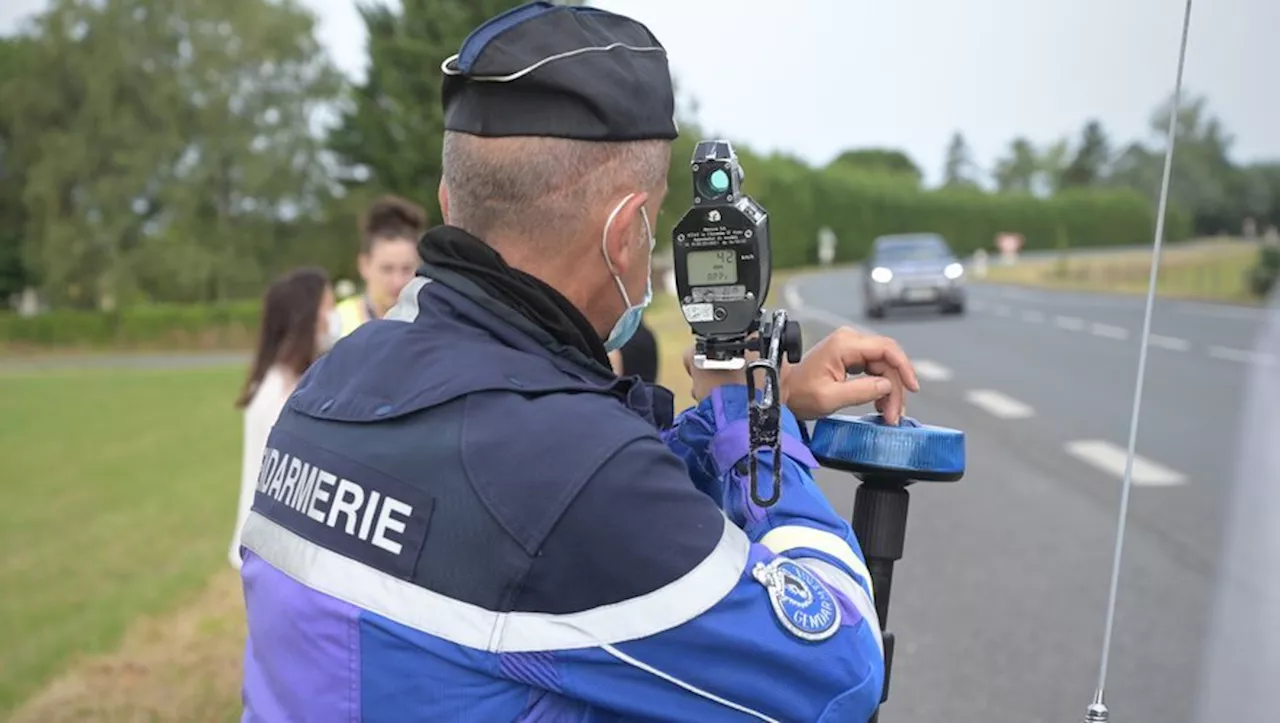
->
xmin=228 ymin=365 xmax=295 ymax=569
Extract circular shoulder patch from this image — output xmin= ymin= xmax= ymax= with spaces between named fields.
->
xmin=751 ymin=557 xmax=841 ymax=642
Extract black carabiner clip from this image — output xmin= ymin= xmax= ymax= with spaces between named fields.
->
xmin=745 ymin=357 xmax=782 ymax=508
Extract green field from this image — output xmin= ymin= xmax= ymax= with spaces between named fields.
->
xmin=0 ymin=364 xmax=244 ymax=717
xmin=980 ymin=239 xmax=1264 ymax=304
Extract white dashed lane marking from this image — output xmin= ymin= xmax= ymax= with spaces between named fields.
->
xmin=1065 ymin=440 xmax=1187 ymax=487
xmin=1089 ymin=322 xmax=1129 ymax=340
xmin=964 ymin=389 xmax=1035 ymax=419
xmin=976 ymin=300 xmax=1274 ymax=365
xmin=1148 ymin=334 xmax=1190 ymax=351
xmin=912 ymin=360 xmax=953 ymax=382
xmin=1055 ymin=315 xmax=1085 ymax=331
xmin=1208 ymin=346 xmax=1275 ymax=367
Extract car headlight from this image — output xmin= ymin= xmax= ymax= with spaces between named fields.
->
xmin=943 ymin=262 xmax=964 ymax=280
xmin=870 ymin=267 xmax=893 ymax=283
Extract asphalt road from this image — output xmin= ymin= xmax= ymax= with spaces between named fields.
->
xmin=789 ymin=270 xmax=1273 ymax=723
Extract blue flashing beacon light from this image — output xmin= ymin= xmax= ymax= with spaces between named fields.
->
xmin=809 ymin=413 xmax=965 ymax=482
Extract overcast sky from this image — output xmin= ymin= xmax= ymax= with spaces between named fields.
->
xmin=3 ymin=0 xmax=1277 ymax=185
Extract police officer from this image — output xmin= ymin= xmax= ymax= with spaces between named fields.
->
xmin=237 ymin=3 xmax=919 ymax=720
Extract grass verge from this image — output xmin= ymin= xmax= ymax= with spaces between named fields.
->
xmin=9 ymin=568 xmax=246 ymax=723
xmin=0 ymin=365 xmax=244 ymax=717
xmin=979 ymin=239 xmax=1263 ymax=304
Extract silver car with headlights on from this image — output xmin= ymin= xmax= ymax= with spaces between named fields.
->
xmin=862 ymin=233 xmax=966 ymax=319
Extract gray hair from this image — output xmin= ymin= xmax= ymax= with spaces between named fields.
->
xmin=441 ymin=131 xmax=670 ymax=244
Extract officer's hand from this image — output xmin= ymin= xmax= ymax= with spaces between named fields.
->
xmin=683 ymin=343 xmax=789 ymax=406
xmin=785 ymin=327 xmax=919 ymax=424
xmin=686 ymin=332 xmax=793 ymax=399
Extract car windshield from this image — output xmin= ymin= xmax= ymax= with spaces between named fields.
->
xmin=874 ymin=236 xmax=952 ymax=263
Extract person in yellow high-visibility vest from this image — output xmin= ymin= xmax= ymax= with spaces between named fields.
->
xmin=335 ymin=195 xmax=429 ymax=337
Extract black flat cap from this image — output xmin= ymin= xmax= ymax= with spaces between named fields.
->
xmin=441 ymin=2 xmax=678 ymax=142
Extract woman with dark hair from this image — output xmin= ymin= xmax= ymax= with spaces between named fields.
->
xmin=228 ymin=266 xmax=337 ymax=569
xmin=335 ymin=195 xmax=428 ymax=337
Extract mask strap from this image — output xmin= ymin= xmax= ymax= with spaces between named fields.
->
xmin=602 ymin=192 xmax=638 ymax=307
xmin=641 ymin=207 xmax=654 ymax=249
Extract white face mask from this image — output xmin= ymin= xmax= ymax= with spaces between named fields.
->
xmin=318 ymin=308 xmax=342 ymax=352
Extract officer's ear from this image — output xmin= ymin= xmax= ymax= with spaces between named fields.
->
xmin=437 ymin=182 xmax=450 ymax=224
xmin=603 ymin=192 xmax=650 ymax=275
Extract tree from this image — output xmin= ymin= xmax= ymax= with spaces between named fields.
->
xmin=0 ymin=35 xmax=36 ymax=302
xmin=2 ymin=0 xmax=342 ymax=307
xmin=992 ymin=137 xmax=1039 ymax=193
xmin=1107 ymin=93 xmax=1249 ymax=235
xmin=143 ymin=0 xmax=344 ymax=303
xmin=828 ymin=148 xmax=923 ymax=187
xmin=1036 ymin=138 xmax=1071 ymax=195
xmin=1242 ymin=163 xmax=1280 ymax=230
xmin=328 ymin=0 xmax=580 ymax=220
xmin=1059 ymin=120 xmax=1111 ymax=188
xmin=942 ymin=131 xmax=979 ymax=188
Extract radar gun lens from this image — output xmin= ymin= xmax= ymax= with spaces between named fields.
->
xmin=707 ymin=169 xmax=730 ymax=194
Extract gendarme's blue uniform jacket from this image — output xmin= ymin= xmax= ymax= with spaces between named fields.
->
xmin=237 ymin=264 xmax=885 ymax=722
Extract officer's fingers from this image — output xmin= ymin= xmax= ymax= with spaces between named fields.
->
xmin=814 ymin=375 xmax=894 ymax=416
xmin=875 ymin=365 xmax=906 ymax=422
xmin=872 ymin=337 xmax=919 ymax=392
xmin=864 ymin=365 xmax=904 ymax=424
xmin=873 ymin=371 xmax=906 ymax=425
xmin=839 ymin=335 xmax=919 ymax=393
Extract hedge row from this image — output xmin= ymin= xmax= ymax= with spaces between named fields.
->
xmin=6 ymin=145 xmax=1194 ymax=350
xmin=654 ymin=141 xmax=1193 ymax=270
xmin=742 ymin=160 xmax=1191 ymax=268
xmin=0 ymin=301 xmax=261 ymax=349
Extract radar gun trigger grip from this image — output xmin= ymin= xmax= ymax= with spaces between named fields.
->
xmin=672 ymin=140 xmax=802 ymax=508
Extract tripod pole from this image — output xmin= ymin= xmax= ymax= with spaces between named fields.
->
xmin=850 ymin=476 xmax=913 ymax=722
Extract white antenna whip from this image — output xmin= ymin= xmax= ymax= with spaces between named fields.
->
xmin=1083 ymin=0 xmax=1195 ymax=719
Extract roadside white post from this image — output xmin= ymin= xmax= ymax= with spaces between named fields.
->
xmin=817 ymin=227 xmax=837 ymax=267
xmin=972 ymin=248 xmax=989 ymax=278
